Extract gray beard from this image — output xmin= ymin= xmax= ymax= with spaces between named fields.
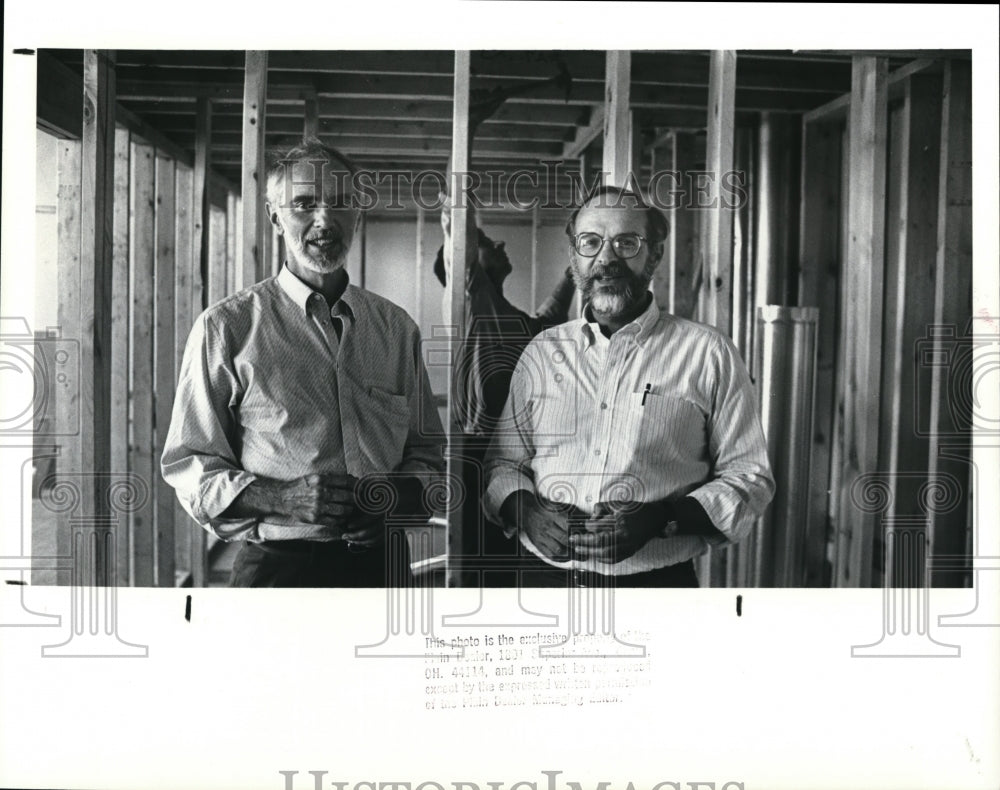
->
xmin=287 ymin=237 xmax=348 ymax=274
xmin=573 ymin=259 xmax=655 ymax=319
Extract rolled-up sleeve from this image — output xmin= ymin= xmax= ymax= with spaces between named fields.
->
xmin=686 ymin=333 xmax=775 ymax=544
xmin=160 ymin=313 xmax=257 ymax=540
xmin=482 ymin=349 xmax=539 ymax=525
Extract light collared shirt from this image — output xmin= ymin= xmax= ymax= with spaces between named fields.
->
xmin=162 ymin=264 xmax=444 ymax=541
xmin=483 ymin=295 xmax=775 ymax=574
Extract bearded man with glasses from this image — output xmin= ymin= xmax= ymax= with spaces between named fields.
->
xmin=482 ymin=186 xmax=774 ymax=587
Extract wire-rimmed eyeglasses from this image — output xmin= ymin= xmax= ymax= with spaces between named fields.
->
xmin=570 ymin=232 xmax=648 ymax=259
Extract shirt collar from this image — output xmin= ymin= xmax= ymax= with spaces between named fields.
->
xmin=277 ymin=262 xmax=356 ymax=321
xmin=578 ymin=292 xmax=661 ymax=349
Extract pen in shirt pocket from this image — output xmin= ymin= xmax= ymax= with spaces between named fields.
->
xmin=641 ymin=383 xmax=652 ymax=406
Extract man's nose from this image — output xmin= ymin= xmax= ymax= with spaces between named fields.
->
xmin=311 ymin=205 xmax=335 ymax=227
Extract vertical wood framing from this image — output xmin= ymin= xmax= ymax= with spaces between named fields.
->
xmin=445 ymin=50 xmax=471 ymax=587
xmin=798 ymin=117 xmax=844 ymax=586
xmin=837 ymin=56 xmax=889 ymax=588
xmin=701 ymin=50 xmax=737 ymax=336
xmin=173 ymin=164 xmax=198 ymax=584
xmin=208 ymin=200 xmax=228 ymax=305
xmin=153 ymin=155 xmax=177 ymax=587
xmin=698 ymin=50 xmax=737 ymax=588
xmin=603 ymin=51 xmax=631 ymax=187
xmin=303 ymin=96 xmax=319 ymax=141
xmin=129 ymin=142 xmax=157 ymax=587
xmin=667 ymin=132 xmax=699 ymax=320
xmin=79 ymin=50 xmax=118 ymax=584
xmin=193 ymin=98 xmax=211 ymax=309
xmin=415 ymin=206 xmax=425 ymax=327
xmin=241 ymin=50 xmax=268 ymax=289
xmin=359 ymin=213 xmax=368 ymax=289
xmin=927 ymin=60 xmax=972 ymax=587
xmin=530 ymin=203 xmax=540 ymax=309
xmin=110 ymin=127 xmax=131 ymax=585
xmin=55 ymin=140 xmax=82 ymax=586
xmin=882 ymin=74 xmax=944 ymax=586
xmin=225 ymin=191 xmax=238 ymax=295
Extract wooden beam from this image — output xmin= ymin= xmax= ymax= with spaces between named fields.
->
xmin=303 ymin=96 xmax=319 ymax=140
xmin=445 ymin=50 xmax=471 ymax=588
xmin=110 ymin=127 xmax=131 ymax=585
xmin=225 ymin=191 xmax=238 ymax=296
xmin=603 ymin=50 xmax=631 ymax=186
xmin=241 ymin=51 xmax=268 ymax=288
xmin=193 ymin=98 xmax=212 ymax=309
xmin=530 ymin=203 xmax=540 ymax=308
xmin=927 ymin=60 xmax=972 ymax=587
xmin=414 ymin=206 xmax=425 ymax=327
xmin=208 ymin=205 xmax=227 ymax=304
xmin=55 ymin=140 xmax=82 ymax=586
xmin=154 ymin=155 xmax=177 ymax=587
xmin=835 ymin=56 xmax=889 ymax=588
xmin=173 ymin=164 xmax=196 ymax=585
xmin=129 ymin=141 xmax=157 ymax=587
xmin=115 ymin=104 xmax=193 ymax=168
xmin=701 ymin=50 xmax=737 ymax=335
xmin=562 ymin=104 xmax=604 ymax=159
xmin=798 ymin=118 xmax=843 ymax=587
xmin=79 ymin=50 xmax=118 ymax=585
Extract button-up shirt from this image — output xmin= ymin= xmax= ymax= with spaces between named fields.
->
xmin=162 ymin=264 xmax=445 ymax=541
xmin=483 ymin=295 xmax=774 ymax=574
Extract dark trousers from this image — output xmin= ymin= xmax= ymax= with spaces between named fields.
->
xmin=230 ymin=538 xmax=415 ymax=588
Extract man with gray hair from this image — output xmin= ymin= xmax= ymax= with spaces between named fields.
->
xmin=162 ymin=139 xmax=444 ymax=587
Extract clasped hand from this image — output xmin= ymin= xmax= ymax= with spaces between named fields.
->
xmin=277 ymin=473 xmax=385 ymax=547
xmin=505 ymin=492 xmax=668 ymax=563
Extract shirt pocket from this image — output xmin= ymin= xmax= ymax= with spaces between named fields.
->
xmin=626 ymin=384 xmax=708 ymax=463
xmin=355 ymin=384 xmax=411 ymax=474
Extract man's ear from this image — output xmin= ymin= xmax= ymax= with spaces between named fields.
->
xmin=264 ymin=201 xmax=283 ymax=235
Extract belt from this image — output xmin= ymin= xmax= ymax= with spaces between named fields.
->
xmin=252 ymin=539 xmax=371 ymax=556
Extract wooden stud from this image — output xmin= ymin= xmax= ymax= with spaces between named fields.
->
xmin=666 ymin=132 xmax=699 ymax=320
xmin=530 ymin=203 xmax=540 ymax=308
xmin=154 ymin=155 xmax=177 ymax=587
xmin=209 ymin=205 xmax=228 ymax=304
xmin=193 ymin=98 xmax=212 ymax=309
xmin=836 ymin=56 xmax=889 ymax=588
xmin=927 ymin=60 xmax=972 ymax=587
xmin=240 ymin=50 xmax=268 ymax=289
xmin=78 ymin=50 xmax=118 ymax=585
xmin=110 ymin=127 xmax=131 ymax=585
xmin=129 ymin=141 xmax=157 ymax=587
xmin=445 ymin=50 xmax=471 ymax=588
xmin=701 ymin=50 xmax=737 ymax=336
xmin=55 ymin=140 xmax=82 ymax=586
xmin=414 ymin=205 xmax=425 ymax=327
xmin=603 ymin=51 xmax=631 ymax=187
xmin=798 ymin=116 xmax=844 ymax=587
xmin=172 ymin=164 xmax=195 ymax=584
xmin=304 ymin=96 xmax=319 ymax=141
xmin=225 ymin=191 xmax=238 ymax=295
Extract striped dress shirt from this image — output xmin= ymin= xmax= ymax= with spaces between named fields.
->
xmin=483 ymin=295 xmax=775 ymax=574
xmin=161 ymin=264 xmax=445 ymax=542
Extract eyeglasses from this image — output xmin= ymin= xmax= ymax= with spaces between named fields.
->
xmin=571 ymin=232 xmax=648 ymax=259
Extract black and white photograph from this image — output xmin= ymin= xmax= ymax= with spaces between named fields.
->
xmin=1 ymin=3 xmax=998 ymax=790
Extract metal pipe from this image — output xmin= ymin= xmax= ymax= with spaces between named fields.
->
xmin=753 ymin=306 xmax=819 ymax=587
